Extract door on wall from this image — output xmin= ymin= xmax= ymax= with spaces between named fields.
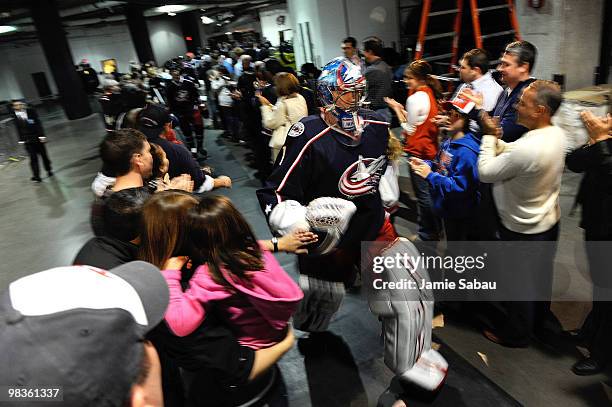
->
xmin=31 ymin=72 xmax=52 ymax=99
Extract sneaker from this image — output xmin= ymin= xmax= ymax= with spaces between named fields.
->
xmin=47 ymin=171 xmax=54 ymax=177
xmin=31 ymin=176 xmax=42 ymax=182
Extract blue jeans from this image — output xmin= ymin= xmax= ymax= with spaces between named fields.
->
xmin=405 ymin=154 xmax=441 ymax=241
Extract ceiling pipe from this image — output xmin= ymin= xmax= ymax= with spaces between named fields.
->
xmin=9 ymin=1 xmax=125 ymax=25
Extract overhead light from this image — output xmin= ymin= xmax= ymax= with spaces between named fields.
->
xmin=0 ymin=25 xmax=17 ymax=34
xmin=156 ymin=5 xmax=187 ymax=14
xmin=167 ymin=12 xmax=176 ymax=16
xmin=216 ymin=23 xmax=222 ymax=26
xmin=225 ymin=32 xmax=232 ymax=35
xmin=200 ymin=16 xmax=214 ymax=24
xmin=223 ymin=19 xmax=230 ymax=23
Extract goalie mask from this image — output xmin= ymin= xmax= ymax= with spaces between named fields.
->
xmin=317 ymin=57 xmax=367 ymax=144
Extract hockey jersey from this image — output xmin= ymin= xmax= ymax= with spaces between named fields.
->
xmin=166 ymin=78 xmax=199 ymax=114
xmin=257 ymin=110 xmax=390 ymax=250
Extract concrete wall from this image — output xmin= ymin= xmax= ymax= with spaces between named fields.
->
xmin=0 ymin=42 xmax=57 ymax=102
xmin=0 ymin=24 xmax=138 ymax=102
xmin=148 ymin=17 xmax=187 ymax=65
xmin=68 ymin=25 xmax=138 ymax=73
xmin=0 ymin=16 xmax=187 ymax=102
xmin=345 ymin=0 xmax=399 ymax=50
xmin=516 ymin=0 xmax=605 ymax=90
xmin=259 ymin=8 xmax=293 ymax=46
xmin=288 ymin=0 xmax=321 ymax=68
xmin=0 ymin=58 xmax=22 ymax=101
xmin=288 ymin=0 xmax=400 ymax=69
xmin=315 ymin=0 xmax=347 ymax=66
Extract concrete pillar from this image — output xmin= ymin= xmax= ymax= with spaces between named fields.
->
xmin=30 ymin=0 xmax=91 ymax=120
xmin=125 ymin=5 xmax=156 ymax=64
xmin=596 ymin=0 xmax=610 ymax=85
xmin=180 ymin=11 xmax=203 ymax=53
xmin=288 ymin=0 xmax=399 ymax=69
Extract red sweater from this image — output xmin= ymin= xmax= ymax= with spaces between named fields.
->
xmin=403 ymin=86 xmax=439 ymax=160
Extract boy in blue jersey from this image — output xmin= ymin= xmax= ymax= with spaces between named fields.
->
xmin=410 ymin=100 xmax=481 ymax=241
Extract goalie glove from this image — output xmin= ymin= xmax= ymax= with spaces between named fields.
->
xmin=305 ymin=197 xmax=357 ymax=255
xmin=268 ymin=200 xmax=309 ymax=236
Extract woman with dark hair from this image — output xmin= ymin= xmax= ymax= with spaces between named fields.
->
xmin=385 ymin=59 xmax=443 ymax=241
xmin=139 ymin=192 xmax=317 ymax=346
xmin=139 ymin=190 xmax=199 ymax=269
xmin=161 ymin=195 xmax=316 ymax=350
xmin=140 ymin=191 xmax=309 ymax=406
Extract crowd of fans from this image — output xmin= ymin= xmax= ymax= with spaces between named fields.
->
xmin=3 ymin=33 xmax=611 ymax=407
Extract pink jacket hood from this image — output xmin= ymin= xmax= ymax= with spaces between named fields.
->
xmin=194 ymin=249 xmax=303 ymax=331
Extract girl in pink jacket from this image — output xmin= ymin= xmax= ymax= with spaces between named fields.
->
xmin=161 ymin=195 xmax=314 ymax=350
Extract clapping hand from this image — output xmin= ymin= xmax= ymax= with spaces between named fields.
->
xmin=431 ymin=114 xmax=451 ymax=130
xmin=409 ymin=157 xmax=432 ymax=179
xmin=384 ymin=97 xmax=403 ymax=111
xmin=214 ymin=175 xmax=232 ymax=189
xmin=163 ymin=256 xmax=189 ymax=271
xmin=458 ymin=88 xmax=484 ymax=110
xmin=479 ymin=111 xmax=502 ymax=139
xmin=256 ymin=94 xmax=272 ymax=106
xmin=384 ymin=97 xmax=407 ymax=123
xmin=581 ymin=111 xmax=612 ymax=143
xmin=168 ymin=174 xmax=194 ymax=192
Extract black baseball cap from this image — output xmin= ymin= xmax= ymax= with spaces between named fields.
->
xmin=138 ymin=103 xmax=171 ymax=139
xmin=0 ymin=261 xmax=169 ymax=406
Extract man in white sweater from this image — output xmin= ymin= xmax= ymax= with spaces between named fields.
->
xmin=478 ymin=80 xmax=565 ymax=347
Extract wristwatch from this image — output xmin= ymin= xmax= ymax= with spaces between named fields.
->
xmin=271 ymin=237 xmax=279 ymax=253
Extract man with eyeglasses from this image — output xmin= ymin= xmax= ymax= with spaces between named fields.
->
xmin=341 ymin=37 xmax=364 ymax=70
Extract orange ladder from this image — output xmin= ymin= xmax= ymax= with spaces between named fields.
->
xmin=415 ymin=0 xmax=521 ymax=69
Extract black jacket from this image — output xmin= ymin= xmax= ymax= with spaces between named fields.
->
xmin=148 ymin=136 xmax=205 ymax=189
xmin=166 ymin=79 xmax=199 ymax=114
xmin=566 ymin=138 xmax=612 ymax=238
xmin=470 ymin=78 xmax=536 ymax=142
xmin=12 ymin=108 xmax=44 ymax=143
xmin=491 ymin=78 xmax=535 ymax=142
xmin=73 ymin=236 xmax=138 ymax=270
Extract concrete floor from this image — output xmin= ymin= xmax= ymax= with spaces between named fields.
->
xmin=0 ymin=107 xmax=610 ymax=406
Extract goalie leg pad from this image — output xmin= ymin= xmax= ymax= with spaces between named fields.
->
xmin=293 ymin=274 xmax=345 ymax=332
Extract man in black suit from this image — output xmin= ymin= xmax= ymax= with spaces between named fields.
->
xmin=12 ymin=100 xmax=53 ymax=182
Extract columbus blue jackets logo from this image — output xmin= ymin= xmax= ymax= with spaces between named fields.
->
xmin=338 ymin=155 xmax=386 ymax=198
xmin=288 ymin=122 xmax=305 ymax=137
xmin=436 ymin=150 xmax=453 ymax=177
